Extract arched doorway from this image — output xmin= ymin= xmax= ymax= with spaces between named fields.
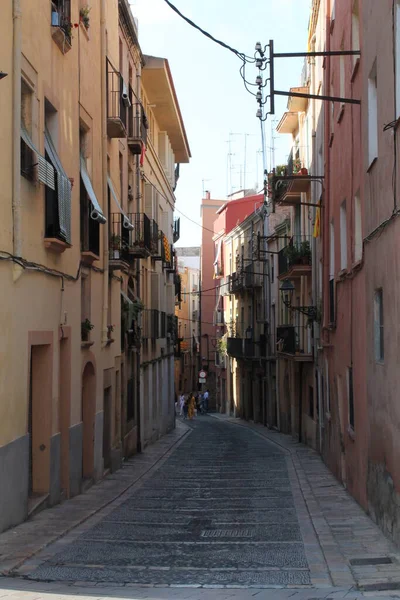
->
xmin=82 ymin=361 xmax=96 ymax=481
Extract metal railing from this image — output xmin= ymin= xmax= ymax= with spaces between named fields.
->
xmin=51 ymin=2 xmax=72 ymax=43
xmin=278 ymin=235 xmax=312 ymax=277
xmin=228 ymin=272 xmax=244 ymax=294
xmin=109 ymin=212 xmax=151 ymax=258
xmin=244 ymin=263 xmax=262 ymax=288
xmin=192 ymin=309 xmax=199 ymax=322
xmin=106 ymin=59 xmax=127 ymax=134
xmin=128 ymin=98 xmax=148 ymax=146
xmin=276 ymin=324 xmax=312 ymax=355
xmin=173 ymin=217 xmax=180 ymax=243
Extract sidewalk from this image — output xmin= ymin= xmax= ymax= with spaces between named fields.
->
xmin=211 ymin=414 xmax=400 ymax=594
xmin=0 ymin=421 xmax=191 ymax=576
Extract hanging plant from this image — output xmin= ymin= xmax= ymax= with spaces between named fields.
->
xmin=79 ymin=5 xmax=91 ymax=29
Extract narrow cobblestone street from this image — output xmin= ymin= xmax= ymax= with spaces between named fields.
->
xmin=1 ymin=417 xmax=400 ymax=599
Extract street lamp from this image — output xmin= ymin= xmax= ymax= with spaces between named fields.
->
xmin=279 ymin=279 xmax=317 ymax=320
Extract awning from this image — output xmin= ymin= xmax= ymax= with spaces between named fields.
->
xmin=45 ymin=128 xmax=72 ymax=243
xmin=107 ymin=176 xmax=133 ymax=230
xmin=21 ymin=126 xmax=55 ymax=190
xmin=80 ymin=155 xmax=106 ymax=224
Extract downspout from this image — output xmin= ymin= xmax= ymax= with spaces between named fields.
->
xmin=12 ymin=0 xmax=22 ymax=280
xmin=100 ymin=0 xmax=108 ymax=344
xmin=310 ymin=31 xmax=323 ymax=452
xmin=135 ymin=61 xmax=142 ymax=452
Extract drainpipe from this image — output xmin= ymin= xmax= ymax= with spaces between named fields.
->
xmin=100 ymin=0 xmax=108 ymax=344
xmin=12 ymin=0 xmax=22 ymax=280
xmin=135 ymin=61 xmax=142 ymax=453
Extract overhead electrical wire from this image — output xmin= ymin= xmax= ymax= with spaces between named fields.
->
xmin=162 ymin=0 xmax=254 ymax=62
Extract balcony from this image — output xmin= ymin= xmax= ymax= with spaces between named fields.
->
xmin=173 ymin=217 xmax=180 ymax=243
xmin=278 ymin=236 xmax=312 ymax=279
xmin=192 ymin=309 xmax=199 ymax=323
xmin=174 ymin=273 xmax=182 ymax=304
xmin=165 ymin=245 xmax=175 ymax=273
xmin=269 ymin=150 xmax=310 ymax=206
xmin=276 ymin=325 xmax=313 ymax=360
xmin=227 ymin=338 xmax=254 ymax=359
xmin=215 ymin=310 xmax=224 ymax=325
xmin=106 ymin=59 xmax=128 ymax=138
xmin=244 ymin=263 xmax=262 ymax=289
xmin=128 ymin=100 xmax=148 ymax=155
xmin=151 ymin=230 xmax=166 ymax=262
xmin=228 ymin=272 xmax=245 ymax=294
xmin=109 ymin=213 xmax=151 ymax=261
xmin=51 ymin=2 xmax=72 ymax=54
xmin=142 ymin=309 xmax=160 ymax=340
xmin=167 ymin=314 xmax=177 ymax=344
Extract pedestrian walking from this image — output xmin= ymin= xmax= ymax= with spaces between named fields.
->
xmin=179 ymin=393 xmax=185 ymax=417
xmin=183 ymin=396 xmax=189 ymax=420
xmin=188 ymin=393 xmax=195 ymax=419
xmin=203 ymin=389 xmax=209 ymax=412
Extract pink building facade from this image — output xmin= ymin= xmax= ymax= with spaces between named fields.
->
xmin=200 ymin=193 xmax=225 ymax=406
xmin=362 ymin=0 xmax=400 ymax=544
xmin=321 ymin=0 xmax=368 ymax=509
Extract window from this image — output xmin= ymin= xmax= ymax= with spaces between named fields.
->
xmin=368 ymin=62 xmax=378 ymax=166
xmin=348 ymin=366 xmax=355 ymax=429
xmin=340 ymin=201 xmax=347 ymax=270
xmin=44 ymin=101 xmax=71 ymax=243
xmin=21 ymin=81 xmax=35 ymax=181
xmin=329 ymin=221 xmax=335 ymax=323
xmin=374 ymin=289 xmax=384 ymax=361
xmin=354 ymin=192 xmax=362 ymax=262
xmin=339 ymin=51 xmax=345 ymax=105
xmin=396 ymin=1 xmax=400 ymax=116
xmin=352 ymin=0 xmax=360 ymax=67
xmin=271 ymin=255 xmax=274 ymax=283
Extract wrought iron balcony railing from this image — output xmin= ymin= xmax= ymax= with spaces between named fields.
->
xmin=106 ymin=59 xmax=128 ymax=138
xmin=278 ymin=235 xmax=312 ymax=278
xmin=127 ymin=99 xmax=148 ymax=154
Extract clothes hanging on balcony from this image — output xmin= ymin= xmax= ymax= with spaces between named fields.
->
xmin=45 ymin=128 xmax=72 ymax=243
xmin=80 ymin=155 xmax=106 ymax=224
xmin=107 ymin=176 xmax=133 ymax=230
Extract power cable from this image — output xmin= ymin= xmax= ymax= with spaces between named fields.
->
xmin=162 ymin=0 xmax=254 ymax=62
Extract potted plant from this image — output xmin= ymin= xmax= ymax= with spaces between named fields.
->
xmin=79 ymin=5 xmax=91 ymax=29
xmin=107 ymin=324 xmax=115 ymax=340
xmin=293 ymin=157 xmax=302 ymax=174
xmin=300 ymin=166 xmax=308 ymax=175
xmin=110 ymin=233 xmax=121 ymax=259
xmin=283 ymin=244 xmax=299 ymax=265
xmin=81 ymin=318 xmax=94 ymax=341
xmin=299 ymin=240 xmax=311 ymax=264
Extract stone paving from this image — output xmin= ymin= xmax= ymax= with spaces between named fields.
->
xmin=1 ymin=415 xmax=400 ymax=599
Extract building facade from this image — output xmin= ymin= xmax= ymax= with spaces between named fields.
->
xmin=174 ymin=261 xmax=200 ymax=395
xmin=0 ymin=0 xmax=189 ymax=534
xmin=362 ymin=0 xmax=400 ymax=545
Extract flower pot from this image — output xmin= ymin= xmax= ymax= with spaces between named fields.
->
xmin=51 ymin=11 xmax=60 ymax=26
xmin=300 ymin=167 xmax=308 ymax=175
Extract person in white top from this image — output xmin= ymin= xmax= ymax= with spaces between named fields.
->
xmin=179 ymin=394 xmax=185 ymax=417
xmin=203 ymin=389 xmax=209 ymax=412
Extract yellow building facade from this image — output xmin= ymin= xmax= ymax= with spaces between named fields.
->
xmin=0 ymin=0 xmax=189 ymax=533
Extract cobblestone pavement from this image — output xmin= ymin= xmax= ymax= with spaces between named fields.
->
xmin=1 ymin=416 xmax=400 ymax=599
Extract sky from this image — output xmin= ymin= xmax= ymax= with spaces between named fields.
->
xmin=130 ymin=0 xmax=311 ymax=247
